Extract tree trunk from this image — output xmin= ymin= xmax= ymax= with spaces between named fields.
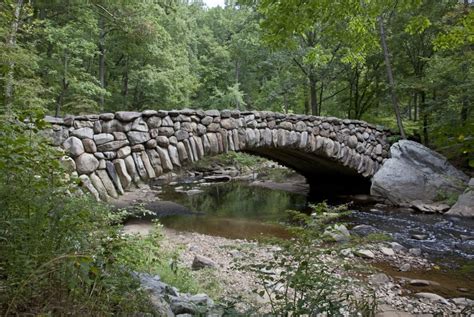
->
xmin=378 ymin=16 xmax=406 ymax=139
xmin=309 ymin=76 xmax=318 ymax=115
xmin=98 ymin=14 xmax=106 ymax=111
xmin=318 ymin=82 xmax=324 ymax=116
xmin=304 ymin=83 xmax=309 ymax=115
xmin=421 ymin=91 xmax=428 ymax=145
xmin=55 ymin=51 xmax=69 ymax=117
xmin=3 ymin=0 xmax=23 ymax=118
xmin=122 ymin=57 xmax=129 ymax=108
xmin=413 ymin=92 xmax=418 ymax=121
xmin=460 ymin=0 xmax=470 ymax=122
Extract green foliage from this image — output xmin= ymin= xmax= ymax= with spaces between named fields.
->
xmin=243 ymin=223 xmax=376 ymax=316
xmin=0 ymin=119 xmax=153 ymax=315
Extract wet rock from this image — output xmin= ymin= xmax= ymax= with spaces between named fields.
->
xmin=446 ymin=187 xmax=474 ymax=218
xmin=354 ymin=249 xmax=375 ymax=259
xmin=455 ymin=240 xmax=474 ymax=254
xmin=409 ymin=279 xmax=430 ymax=287
xmin=408 ymin=248 xmax=422 ymax=256
xmin=371 ymin=140 xmax=469 ymax=205
xmin=351 ymin=224 xmax=379 ymax=236
xmin=390 ymin=242 xmax=407 ymax=253
xmin=414 ymin=292 xmax=449 ymax=305
xmin=192 ymin=255 xmax=217 ymax=270
xmin=186 ymin=189 xmax=203 ymax=196
xmin=410 ymin=200 xmax=450 ymax=213
xmin=411 ymin=234 xmax=428 ymax=240
xmin=451 ymin=297 xmax=474 ymax=306
xmin=204 ymin=175 xmax=231 ymax=182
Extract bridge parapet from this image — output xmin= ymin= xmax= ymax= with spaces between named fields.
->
xmin=45 ymin=110 xmax=392 ymax=201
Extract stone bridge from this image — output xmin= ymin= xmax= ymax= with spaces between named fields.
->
xmin=46 ymin=109 xmax=392 ymax=201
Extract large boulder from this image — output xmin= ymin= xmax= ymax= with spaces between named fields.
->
xmin=75 ymin=153 xmax=99 ymax=174
xmin=371 ymin=140 xmax=469 ymax=205
xmin=446 ymin=179 xmax=474 ymax=217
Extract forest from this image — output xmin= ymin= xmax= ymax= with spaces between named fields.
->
xmin=0 ymin=0 xmax=473 ymax=315
xmin=1 ymin=0 xmax=473 ymax=165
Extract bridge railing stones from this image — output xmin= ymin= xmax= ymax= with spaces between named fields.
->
xmin=44 ymin=110 xmax=391 ymax=201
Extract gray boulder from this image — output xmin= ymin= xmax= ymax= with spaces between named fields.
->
xmin=371 ymin=140 xmax=469 ymax=205
xmin=446 ymin=179 xmax=473 ymax=217
xmin=63 ymin=136 xmax=84 ymax=157
xmin=75 ymin=153 xmax=99 ymax=174
xmin=192 ymin=255 xmax=217 ymax=270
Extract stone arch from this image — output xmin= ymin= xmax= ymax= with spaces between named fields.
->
xmin=47 ymin=109 xmax=391 ymax=201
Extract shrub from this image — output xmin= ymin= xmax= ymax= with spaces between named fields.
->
xmin=0 ymin=118 xmax=152 ymax=315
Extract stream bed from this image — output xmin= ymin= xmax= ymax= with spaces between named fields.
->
xmin=125 ymin=179 xmax=474 ymax=299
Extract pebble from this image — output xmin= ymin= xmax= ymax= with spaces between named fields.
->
xmin=408 ymin=248 xmax=422 ymax=256
xmin=380 ymin=246 xmax=395 ymax=256
xmin=409 ymin=279 xmax=430 ymax=286
xmin=399 ymin=263 xmax=411 ymax=272
xmin=415 ymin=292 xmax=449 ymax=305
xmin=411 ymin=234 xmax=428 ymax=240
xmin=355 ymin=249 xmax=375 ymax=259
xmin=390 ymin=242 xmax=406 ymax=253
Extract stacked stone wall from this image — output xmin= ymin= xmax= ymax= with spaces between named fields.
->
xmin=45 ymin=109 xmax=391 ymax=201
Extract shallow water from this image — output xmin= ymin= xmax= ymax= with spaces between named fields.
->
xmin=139 ymin=181 xmax=474 ymax=261
xmin=156 ymin=181 xmax=306 ymax=240
xmin=126 ymin=180 xmax=474 ymax=298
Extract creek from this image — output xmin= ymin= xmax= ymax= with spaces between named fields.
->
xmin=124 ymin=177 xmax=474 ymax=299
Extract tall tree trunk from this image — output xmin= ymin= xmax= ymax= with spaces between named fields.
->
xmin=421 ymin=91 xmax=428 ymax=145
xmin=3 ymin=0 xmax=23 ymax=118
xmin=378 ymin=16 xmax=406 ymax=139
xmin=98 ymin=14 xmax=106 ymax=111
xmin=413 ymin=92 xmax=418 ymax=121
xmin=122 ymin=57 xmax=129 ymax=108
xmin=55 ymin=51 xmax=69 ymax=117
xmin=309 ymin=75 xmax=318 ymax=115
xmin=303 ymin=83 xmax=309 ymax=115
xmin=283 ymin=93 xmax=288 ymax=114
xmin=460 ymin=0 xmax=470 ymax=123
xmin=318 ymin=82 xmax=324 ymax=116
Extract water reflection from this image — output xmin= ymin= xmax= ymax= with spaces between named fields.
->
xmin=157 ymin=182 xmax=306 ymax=239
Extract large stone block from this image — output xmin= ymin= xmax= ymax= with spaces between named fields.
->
xmin=79 ymin=174 xmax=100 ymax=201
xmin=71 ymin=127 xmax=94 ymax=139
xmin=75 ymin=153 xmax=99 ymax=174
xmin=106 ymin=161 xmax=124 ymax=195
xmin=63 ymin=136 xmax=84 ymax=157
xmin=114 ymin=159 xmax=132 ymax=190
xmin=127 ymin=131 xmax=151 ymax=145
xmin=156 ymin=146 xmax=173 ymax=171
xmin=97 ymin=140 xmax=129 ymax=152
xmin=97 ymin=169 xmax=119 ymax=199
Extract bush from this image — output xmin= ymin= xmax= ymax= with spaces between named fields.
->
xmin=243 ymin=203 xmax=376 ymax=315
xmin=0 ymin=118 xmax=152 ymax=315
